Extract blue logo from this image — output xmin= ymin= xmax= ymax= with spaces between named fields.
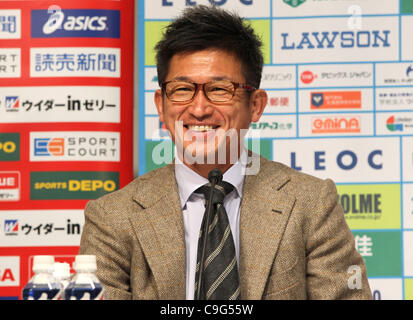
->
xmin=311 ymin=93 xmax=324 ymax=107
xmin=5 ymin=96 xmax=19 ymax=112
xmin=4 ymin=219 xmax=18 ymax=235
xmin=407 ymin=65 xmax=413 ymax=77
xmin=33 ymin=138 xmax=64 ymax=156
xmin=31 ymin=9 xmax=120 ymax=38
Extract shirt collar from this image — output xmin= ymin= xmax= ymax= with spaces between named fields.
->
xmin=174 ymin=148 xmax=247 ymax=209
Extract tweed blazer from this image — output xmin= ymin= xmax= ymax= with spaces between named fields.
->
xmin=79 ymin=155 xmax=372 ymax=300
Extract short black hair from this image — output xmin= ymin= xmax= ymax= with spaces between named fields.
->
xmin=155 ymin=5 xmax=264 ymax=89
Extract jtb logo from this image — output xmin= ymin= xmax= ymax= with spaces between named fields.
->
xmin=31 ymin=9 xmax=120 ymax=38
xmin=34 ymin=138 xmax=64 ymax=156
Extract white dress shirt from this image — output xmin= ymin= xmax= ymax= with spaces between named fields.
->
xmin=174 ymin=149 xmax=247 ymax=300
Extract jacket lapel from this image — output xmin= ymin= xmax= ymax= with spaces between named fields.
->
xmin=130 ymin=164 xmax=186 ymax=299
xmin=239 ymin=158 xmax=296 ymax=299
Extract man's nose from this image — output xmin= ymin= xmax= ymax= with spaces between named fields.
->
xmin=188 ymin=86 xmax=214 ymax=118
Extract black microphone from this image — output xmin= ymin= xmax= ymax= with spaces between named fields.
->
xmin=195 ymin=168 xmax=223 ymax=300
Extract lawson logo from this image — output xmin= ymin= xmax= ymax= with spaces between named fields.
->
xmin=31 ymin=9 xmax=120 ymax=38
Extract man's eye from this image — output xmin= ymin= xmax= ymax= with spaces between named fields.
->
xmin=175 ymin=87 xmax=193 ymax=92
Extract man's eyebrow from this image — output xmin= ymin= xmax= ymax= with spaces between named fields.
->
xmin=169 ymin=76 xmax=233 ymax=82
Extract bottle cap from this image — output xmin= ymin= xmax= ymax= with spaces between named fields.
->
xmin=53 ymin=262 xmax=71 ymax=279
xmin=74 ymin=255 xmax=97 ymax=272
xmin=32 ymin=255 xmax=55 ymax=273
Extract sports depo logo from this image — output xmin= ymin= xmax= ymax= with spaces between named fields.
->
xmin=31 ymin=8 xmax=120 ymax=38
xmin=30 ymin=171 xmax=119 ymax=200
xmin=34 ymin=138 xmax=64 ymax=156
xmin=0 ymin=133 xmax=20 ymax=161
xmin=311 ymin=91 xmax=362 ymax=109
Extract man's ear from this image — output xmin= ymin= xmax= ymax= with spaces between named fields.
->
xmin=249 ymin=89 xmax=267 ymax=122
xmin=154 ymin=89 xmax=165 ymax=123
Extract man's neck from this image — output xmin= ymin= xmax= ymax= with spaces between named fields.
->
xmin=176 ymin=148 xmax=243 ymax=179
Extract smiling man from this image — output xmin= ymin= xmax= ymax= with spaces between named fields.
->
xmin=79 ymin=5 xmax=372 ymax=300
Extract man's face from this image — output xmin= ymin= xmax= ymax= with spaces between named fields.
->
xmin=154 ymin=49 xmax=267 ymax=165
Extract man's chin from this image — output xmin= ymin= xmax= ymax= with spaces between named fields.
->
xmin=177 ymin=143 xmax=239 ymax=166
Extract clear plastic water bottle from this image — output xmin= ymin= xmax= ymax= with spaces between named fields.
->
xmin=22 ymin=255 xmax=62 ymax=300
xmin=53 ymin=262 xmax=71 ymax=300
xmin=65 ymin=255 xmax=104 ymax=300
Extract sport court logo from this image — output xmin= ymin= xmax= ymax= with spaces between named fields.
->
xmin=31 ymin=7 xmax=120 ymax=38
xmin=34 ymin=138 xmax=64 ymax=156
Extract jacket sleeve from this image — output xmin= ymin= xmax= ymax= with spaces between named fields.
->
xmin=304 ymin=179 xmax=372 ymax=300
xmin=79 ymin=199 xmax=132 ymax=300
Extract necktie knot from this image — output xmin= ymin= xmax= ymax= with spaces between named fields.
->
xmin=195 ymin=181 xmax=234 ymax=206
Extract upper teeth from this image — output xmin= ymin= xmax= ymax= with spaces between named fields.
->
xmin=188 ymin=125 xmax=215 ymax=131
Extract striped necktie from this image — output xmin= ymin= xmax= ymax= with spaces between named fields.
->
xmin=194 ymin=180 xmax=240 ymax=300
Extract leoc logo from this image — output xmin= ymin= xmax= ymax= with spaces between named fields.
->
xmin=31 ymin=9 xmax=120 ymax=38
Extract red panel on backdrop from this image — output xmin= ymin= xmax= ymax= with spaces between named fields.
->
xmin=0 ymin=0 xmax=134 ymax=299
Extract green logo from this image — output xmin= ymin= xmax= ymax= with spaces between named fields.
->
xmin=283 ymin=0 xmax=306 ymax=8
xmin=0 ymin=133 xmax=20 ymax=161
xmin=352 ymin=231 xmax=402 ymax=277
xmin=30 ymin=171 xmax=119 ymax=200
xmin=401 ymin=0 xmax=413 ymax=14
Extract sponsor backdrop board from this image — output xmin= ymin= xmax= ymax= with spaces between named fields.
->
xmin=139 ymin=0 xmax=413 ymax=299
xmin=0 ymin=0 xmax=134 ymax=299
